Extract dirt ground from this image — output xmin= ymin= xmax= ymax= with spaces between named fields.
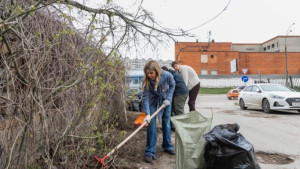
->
xmin=105 ymin=111 xmax=175 ymax=169
xmin=101 ymin=110 xmax=294 ymax=169
xmin=256 ymin=151 xmax=294 ymax=165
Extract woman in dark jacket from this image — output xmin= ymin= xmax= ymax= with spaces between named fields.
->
xmin=164 ymin=68 xmax=188 ymax=115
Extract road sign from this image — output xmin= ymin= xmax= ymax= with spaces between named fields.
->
xmin=242 ymin=68 xmax=248 ymax=74
xmin=241 ymin=75 xmax=249 ymax=83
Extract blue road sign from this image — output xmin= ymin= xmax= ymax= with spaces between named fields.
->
xmin=241 ymin=75 xmax=249 ymax=83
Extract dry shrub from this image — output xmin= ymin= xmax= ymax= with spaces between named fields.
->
xmin=0 ymin=1 xmax=127 ymax=168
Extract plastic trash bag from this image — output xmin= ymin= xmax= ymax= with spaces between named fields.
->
xmin=203 ymin=124 xmax=261 ymax=169
xmin=171 ymin=111 xmax=212 ymax=169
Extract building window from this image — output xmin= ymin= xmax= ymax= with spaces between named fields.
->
xmin=264 ymin=47 xmax=266 ymax=51
xmin=210 ymin=55 xmax=214 ymax=58
xmin=211 ymin=70 xmax=218 ymax=75
xmin=201 ymin=55 xmax=208 ymax=63
xmin=267 ymin=46 xmax=270 ymax=50
xmin=201 ymin=69 xmax=208 ymax=75
xmin=277 ymin=42 xmax=278 ymax=47
xmin=272 ymin=44 xmax=274 ymax=48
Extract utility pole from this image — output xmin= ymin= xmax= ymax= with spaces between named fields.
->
xmin=284 ymin=23 xmax=295 ymax=87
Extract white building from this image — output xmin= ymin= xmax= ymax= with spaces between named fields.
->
xmin=124 ymin=57 xmax=174 ymax=89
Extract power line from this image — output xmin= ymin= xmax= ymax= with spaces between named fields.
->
xmin=186 ymin=0 xmax=232 ymax=32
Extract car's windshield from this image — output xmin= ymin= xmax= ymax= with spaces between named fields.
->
xmin=237 ymin=86 xmax=246 ymax=90
xmin=260 ymin=85 xmax=292 ymax=92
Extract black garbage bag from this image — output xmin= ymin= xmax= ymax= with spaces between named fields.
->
xmin=203 ymin=124 xmax=260 ymax=169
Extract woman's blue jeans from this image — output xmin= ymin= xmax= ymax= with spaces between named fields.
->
xmin=145 ymin=104 xmax=174 ymax=158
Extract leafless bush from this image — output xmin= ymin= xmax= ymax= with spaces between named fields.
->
xmin=0 ymin=0 xmax=190 ymax=168
xmin=0 ymin=3 xmax=127 ymax=169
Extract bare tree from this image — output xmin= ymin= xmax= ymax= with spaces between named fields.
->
xmin=0 ymin=0 xmax=190 ymax=168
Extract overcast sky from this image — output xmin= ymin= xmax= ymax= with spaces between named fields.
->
xmin=87 ymin=0 xmax=300 ymax=61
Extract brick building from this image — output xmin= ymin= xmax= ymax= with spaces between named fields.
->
xmin=175 ymin=36 xmax=300 ymax=75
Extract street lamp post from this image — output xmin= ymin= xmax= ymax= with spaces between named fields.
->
xmin=284 ymin=23 xmax=295 ymax=87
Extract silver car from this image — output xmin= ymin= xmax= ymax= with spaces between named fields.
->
xmin=238 ymin=83 xmax=300 ymax=113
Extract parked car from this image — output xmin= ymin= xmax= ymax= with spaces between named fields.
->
xmin=238 ymin=83 xmax=300 ymax=113
xmin=126 ymin=88 xmax=140 ymax=111
xmin=235 ymin=85 xmax=246 ymax=91
xmin=127 ymin=88 xmax=140 ymax=96
xmin=132 ymin=91 xmax=143 ymax=111
xmin=227 ymin=89 xmax=240 ymax=100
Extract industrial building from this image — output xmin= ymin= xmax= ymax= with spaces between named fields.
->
xmin=175 ymin=36 xmax=300 ymax=75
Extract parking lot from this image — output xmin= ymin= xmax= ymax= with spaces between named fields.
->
xmin=190 ymin=94 xmax=300 ymax=169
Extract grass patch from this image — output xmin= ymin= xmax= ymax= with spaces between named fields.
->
xmin=200 ymin=87 xmax=232 ymax=94
xmin=293 ymin=87 xmax=300 ymax=92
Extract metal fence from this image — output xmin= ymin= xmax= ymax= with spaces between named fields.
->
xmin=199 ymin=75 xmax=300 ymax=88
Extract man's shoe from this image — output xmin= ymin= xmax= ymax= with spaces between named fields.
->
xmin=145 ymin=155 xmax=153 ymax=163
xmin=164 ymin=149 xmax=175 ymax=155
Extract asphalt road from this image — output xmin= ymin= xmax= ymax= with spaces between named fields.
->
xmin=190 ymin=94 xmax=300 ymax=169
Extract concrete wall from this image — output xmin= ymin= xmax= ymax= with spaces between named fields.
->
xmin=261 ymin=36 xmax=300 ymax=52
xmin=232 ymin=44 xmax=262 ymax=52
xmin=232 ymin=36 xmax=300 ymax=53
xmin=277 ymin=37 xmax=300 ymax=52
xmin=262 ymin=38 xmax=280 ymax=52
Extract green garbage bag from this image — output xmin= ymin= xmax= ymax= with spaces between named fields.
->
xmin=171 ymin=111 xmax=212 ymax=169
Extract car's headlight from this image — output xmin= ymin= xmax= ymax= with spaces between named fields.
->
xmin=269 ymin=94 xmax=284 ymax=99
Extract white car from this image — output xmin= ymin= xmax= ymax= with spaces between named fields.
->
xmin=238 ymin=83 xmax=300 ymax=113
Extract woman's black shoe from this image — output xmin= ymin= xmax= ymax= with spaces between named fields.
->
xmin=145 ymin=155 xmax=153 ymax=163
xmin=164 ymin=149 xmax=175 ymax=155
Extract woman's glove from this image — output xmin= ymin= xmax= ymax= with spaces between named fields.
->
xmin=163 ymin=100 xmax=170 ymax=106
xmin=144 ymin=115 xmax=151 ymax=123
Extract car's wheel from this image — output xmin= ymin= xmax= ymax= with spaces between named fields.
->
xmin=298 ymin=110 xmax=300 ymax=113
xmin=239 ymin=99 xmax=247 ymax=110
xmin=230 ymin=96 xmax=235 ymax=100
xmin=262 ymin=99 xmax=272 ymax=113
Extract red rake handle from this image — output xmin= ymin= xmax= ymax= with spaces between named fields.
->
xmin=94 ymin=104 xmax=166 ymax=167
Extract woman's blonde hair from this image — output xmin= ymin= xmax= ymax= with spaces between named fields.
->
xmin=143 ymin=60 xmax=162 ymax=91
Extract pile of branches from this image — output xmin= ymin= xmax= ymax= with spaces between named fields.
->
xmin=0 ymin=1 xmax=127 ymax=168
